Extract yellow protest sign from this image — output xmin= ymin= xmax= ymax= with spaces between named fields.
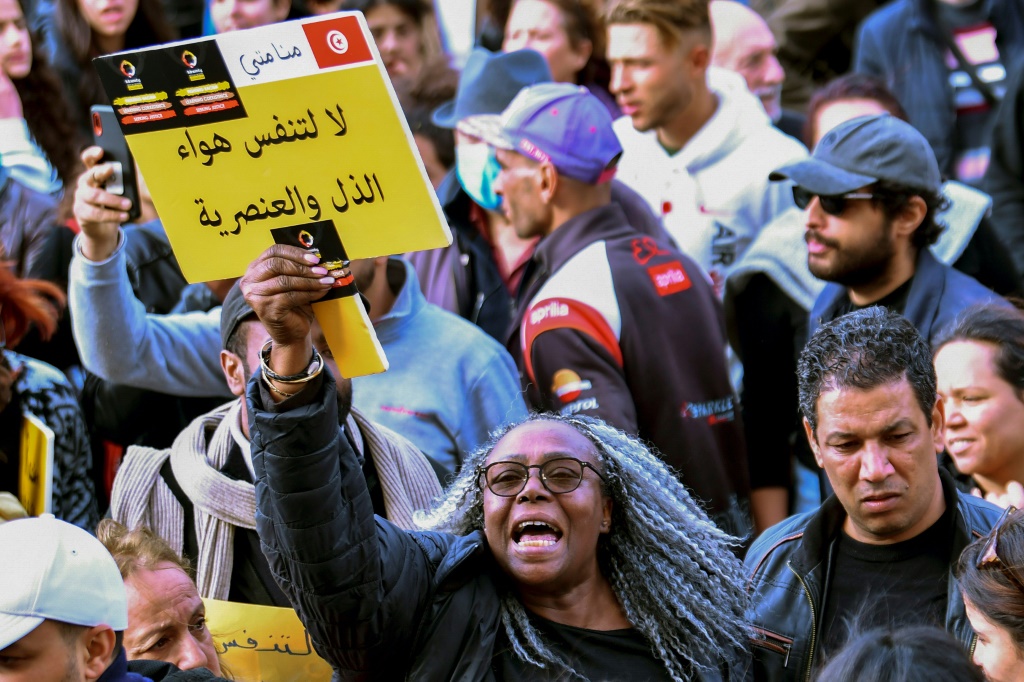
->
xmin=19 ymin=413 xmax=54 ymax=516
xmin=203 ymin=598 xmax=333 ymax=682
xmin=93 ymin=12 xmax=450 ymax=282
xmin=93 ymin=13 xmax=452 ymax=376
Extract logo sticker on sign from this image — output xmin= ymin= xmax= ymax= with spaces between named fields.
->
xmin=302 ymin=16 xmax=373 ymax=70
xmin=326 ymin=30 xmax=349 ymax=55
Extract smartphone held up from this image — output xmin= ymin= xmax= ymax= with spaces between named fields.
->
xmin=90 ymin=105 xmax=142 ymax=222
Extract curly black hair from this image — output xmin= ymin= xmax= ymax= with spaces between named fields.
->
xmin=798 ymin=307 xmax=936 ymax=435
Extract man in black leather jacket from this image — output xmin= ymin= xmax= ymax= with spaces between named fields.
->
xmin=744 ymin=307 xmax=1003 ymax=681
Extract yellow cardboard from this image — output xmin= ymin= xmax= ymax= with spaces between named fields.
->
xmin=95 ymin=13 xmax=449 ymax=282
xmin=19 ymin=413 xmax=54 ymax=516
xmin=203 ymin=598 xmax=333 ymax=682
xmin=93 ymin=13 xmax=451 ymax=377
xmin=313 ymin=294 xmax=388 ymax=377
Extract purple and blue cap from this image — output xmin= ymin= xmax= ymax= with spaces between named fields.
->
xmin=462 ymin=82 xmax=623 ymax=185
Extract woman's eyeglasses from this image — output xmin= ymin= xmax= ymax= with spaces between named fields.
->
xmin=479 ymin=457 xmax=607 ymax=497
xmin=792 ymin=186 xmax=877 ymax=216
xmin=977 ymin=505 xmax=1024 ymax=593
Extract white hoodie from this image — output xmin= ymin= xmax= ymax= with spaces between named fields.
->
xmin=613 ymin=67 xmax=807 ymax=296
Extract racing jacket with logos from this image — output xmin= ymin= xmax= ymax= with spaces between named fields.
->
xmin=509 ymin=203 xmax=751 ymax=536
xmin=743 ymin=470 xmax=1002 ymax=682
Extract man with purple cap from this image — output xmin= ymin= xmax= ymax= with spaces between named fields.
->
xmin=410 ymin=47 xmax=667 ymax=342
xmin=466 ymin=82 xmax=751 ymax=537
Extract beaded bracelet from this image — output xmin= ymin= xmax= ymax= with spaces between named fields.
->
xmin=259 ymin=340 xmax=324 ymax=384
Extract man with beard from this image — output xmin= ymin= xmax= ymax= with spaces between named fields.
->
xmin=769 ymin=113 xmax=1006 ymax=343
xmin=107 ymin=280 xmax=443 ymax=606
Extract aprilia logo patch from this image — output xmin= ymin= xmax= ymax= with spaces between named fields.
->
xmin=647 ymin=261 xmax=691 ymax=296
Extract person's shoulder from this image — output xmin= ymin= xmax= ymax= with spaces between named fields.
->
xmin=417 ymin=300 xmax=509 ymax=357
xmin=744 ymin=123 xmax=809 ymax=167
xmin=612 ymin=115 xmax=636 ymax=136
xmin=11 ymin=352 xmax=72 ymax=393
xmin=603 ymin=230 xmax=696 ymax=274
xmin=861 ymin=0 xmax=915 ymax=32
xmin=939 ymin=260 xmax=1007 ymax=306
xmin=128 ymin=658 xmax=231 ymax=681
xmin=612 ymin=116 xmax=654 ymax=149
xmin=955 ymin=488 xmax=1005 ymax=535
xmin=745 ymin=511 xmax=816 ymax=570
xmin=0 ymin=173 xmax=59 ymax=212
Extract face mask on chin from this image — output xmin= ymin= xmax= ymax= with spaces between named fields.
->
xmin=455 ymin=142 xmax=502 ymax=211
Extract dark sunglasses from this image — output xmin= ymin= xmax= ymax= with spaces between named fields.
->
xmin=792 ymin=186 xmax=876 ymax=215
xmin=479 ymin=457 xmax=607 ymax=497
xmin=977 ymin=505 xmax=1024 ymax=593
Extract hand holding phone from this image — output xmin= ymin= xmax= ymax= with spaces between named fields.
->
xmin=73 ymin=146 xmax=133 ymax=262
xmin=90 ymin=105 xmax=141 ymax=222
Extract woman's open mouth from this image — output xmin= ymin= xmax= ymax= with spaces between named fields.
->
xmin=512 ymin=520 xmax=563 ymax=548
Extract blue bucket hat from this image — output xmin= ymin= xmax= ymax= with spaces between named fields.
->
xmin=431 ymin=48 xmax=552 ymax=129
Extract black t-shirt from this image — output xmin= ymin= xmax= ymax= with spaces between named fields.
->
xmin=491 ymin=614 xmax=674 ymax=681
xmin=819 ymin=501 xmax=954 ymax=655
xmin=830 ymin=275 xmax=914 ymax=322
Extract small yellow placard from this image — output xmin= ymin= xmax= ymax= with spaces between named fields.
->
xmin=19 ymin=413 xmax=54 ymax=516
xmin=203 ymin=598 xmax=333 ymax=682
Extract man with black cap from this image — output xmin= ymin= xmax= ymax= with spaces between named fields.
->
xmin=770 ymin=113 xmax=1005 ymax=343
xmin=411 ymin=47 xmax=667 ymax=341
xmin=468 ymin=82 xmax=751 ymax=537
xmin=107 ymin=282 xmax=443 ymax=607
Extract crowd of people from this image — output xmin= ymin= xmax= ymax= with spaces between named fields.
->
xmin=2 ymin=0 xmax=1024 ymax=679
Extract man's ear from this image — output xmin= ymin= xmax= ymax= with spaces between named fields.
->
xmin=931 ymin=394 xmax=945 ymax=455
xmin=803 ymin=417 xmax=824 ymax=468
xmin=220 ymin=350 xmax=247 ymax=398
xmin=893 ymin=195 xmax=928 ymax=240
xmin=538 ymin=162 xmax=558 ymax=204
xmin=81 ymin=626 xmax=117 ymax=681
xmin=688 ymin=41 xmax=711 ymax=73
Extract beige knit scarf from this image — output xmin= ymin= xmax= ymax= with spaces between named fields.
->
xmin=111 ymin=400 xmax=442 ymax=600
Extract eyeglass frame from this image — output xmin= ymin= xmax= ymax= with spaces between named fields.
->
xmin=478 ymin=456 xmax=608 ymax=497
xmin=792 ymin=185 xmax=877 ymax=216
xmin=976 ymin=505 xmax=1024 ymax=593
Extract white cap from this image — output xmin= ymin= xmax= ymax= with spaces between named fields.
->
xmin=0 ymin=515 xmax=128 ymax=649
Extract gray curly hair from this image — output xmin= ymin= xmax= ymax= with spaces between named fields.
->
xmin=415 ymin=413 xmax=750 ymax=680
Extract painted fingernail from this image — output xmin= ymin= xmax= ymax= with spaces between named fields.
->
xmin=319 ymin=276 xmax=335 ymax=284
xmin=303 ymin=253 xmax=320 ymax=264
xmin=120 ymin=213 xmax=129 ymax=222
xmin=121 ymin=199 xmax=131 ymax=209
xmin=311 ymin=266 xmax=328 ymax=275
